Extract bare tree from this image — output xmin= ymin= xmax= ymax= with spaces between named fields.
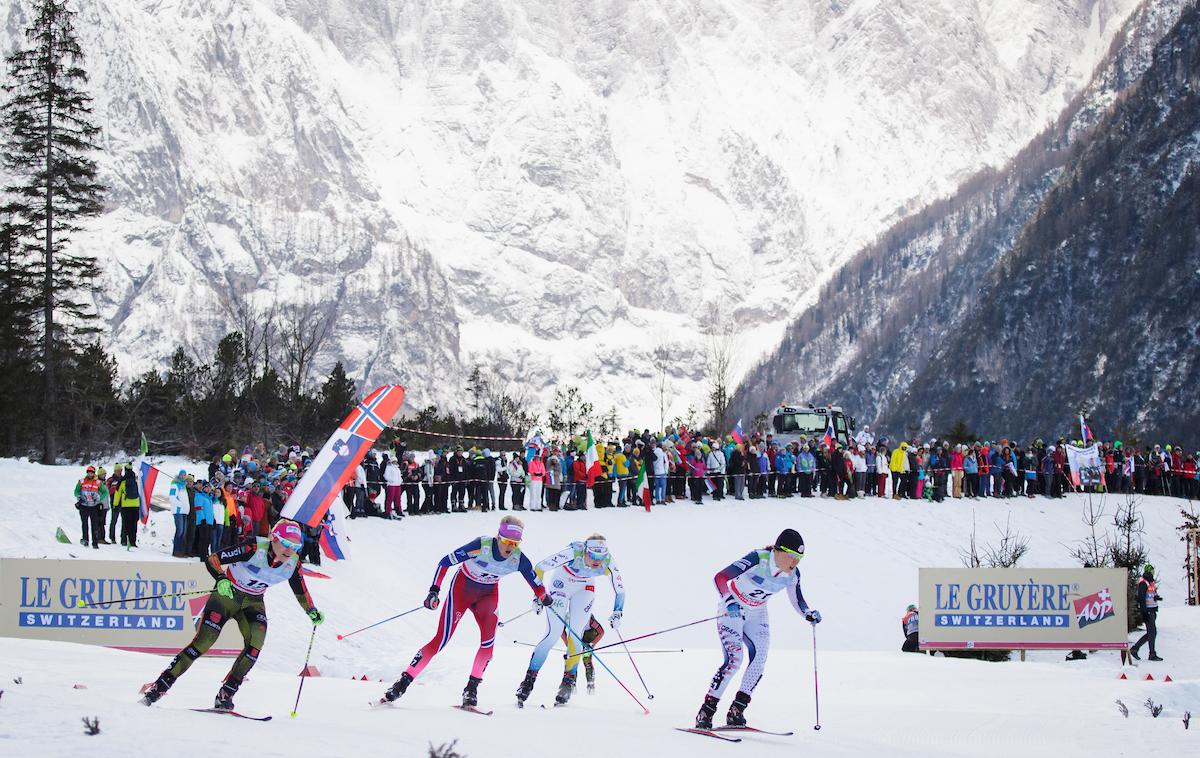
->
xmin=276 ymin=299 xmax=336 ymax=400
xmin=650 ymin=344 xmax=674 ymax=434
xmin=1065 ymin=492 xmax=1112 ymax=567
xmin=960 ymin=510 xmax=1030 ymax=568
xmin=982 ymin=514 xmax=1030 ymax=568
xmin=704 ymin=304 xmax=737 ymax=434
xmin=230 ymin=299 xmax=275 ymax=378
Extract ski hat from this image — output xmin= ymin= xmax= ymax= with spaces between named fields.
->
xmin=906 ymin=604 xmax=917 ymax=612
xmin=85 ymin=465 xmax=96 ymax=474
xmin=774 ymin=528 xmax=805 ymax=558
xmin=497 ymin=521 xmax=524 ymax=543
xmin=271 ymin=519 xmax=303 ymax=548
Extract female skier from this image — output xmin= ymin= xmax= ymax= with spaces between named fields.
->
xmin=516 ymin=533 xmax=625 ymax=706
xmin=379 ymin=515 xmax=549 ymax=708
xmin=695 ymin=528 xmax=821 ymax=729
xmin=139 ymin=519 xmax=322 ymax=710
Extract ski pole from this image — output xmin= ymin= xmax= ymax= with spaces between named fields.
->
xmin=568 ymin=614 xmax=724 ymax=657
xmin=498 ymin=608 xmax=534 ymax=627
xmin=811 ymin=623 xmax=821 ymax=731
xmin=336 ymin=606 xmax=422 ymax=640
xmin=76 ymin=588 xmax=210 ymax=608
xmin=617 ymin=629 xmax=654 ymax=700
xmin=551 ymin=607 xmax=649 ymax=715
xmin=514 ymin=640 xmax=683 ymax=653
xmin=291 ymin=624 xmax=318 ymax=718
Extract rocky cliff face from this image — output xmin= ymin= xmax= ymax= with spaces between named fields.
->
xmin=1 ymin=1 xmax=1140 ymax=418
xmin=730 ymin=0 xmax=1199 ymax=444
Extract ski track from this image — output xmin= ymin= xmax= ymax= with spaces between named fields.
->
xmin=0 ymin=457 xmax=1197 ymax=756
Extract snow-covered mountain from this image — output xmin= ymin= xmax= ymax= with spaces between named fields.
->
xmin=1 ymin=0 xmax=1142 ymax=420
xmin=729 ymin=0 xmax=1199 ymax=443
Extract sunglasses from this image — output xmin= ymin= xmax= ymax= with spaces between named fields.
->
xmin=777 ymin=546 xmax=805 ymax=559
xmin=275 ymin=537 xmax=303 ymax=552
xmin=498 ymin=536 xmax=521 ymax=548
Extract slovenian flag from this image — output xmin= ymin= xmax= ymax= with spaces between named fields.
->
xmin=137 ymin=460 xmax=159 ymax=524
xmin=318 ymin=504 xmax=350 ymax=561
xmin=731 ymin=419 xmax=745 ymax=445
xmin=282 ymin=385 xmax=406 ymax=527
xmin=1080 ymin=414 xmax=1093 ymax=443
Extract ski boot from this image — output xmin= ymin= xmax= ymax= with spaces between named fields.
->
xmin=214 ymin=677 xmax=241 ymax=711
xmin=695 ymin=694 xmax=719 ymax=729
xmin=584 ymin=658 xmax=595 ymax=694
xmin=725 ymin=691 xmax=751 ymax=727
xmin=138 ymin=672 xmax=176 ymax=706
xmin=462 ymin=676 xmax=481 ymax=708
xmin=554 ymin=671 xmax=577 ymax=705
xmin=379 ymin=672 xmax=413 ymax=705
xmin=515 ymin=669 xmax=538 ymax=708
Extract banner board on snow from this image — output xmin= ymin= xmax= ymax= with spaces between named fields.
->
xmin=0 ymin=558 xmax=241 ymax=655
xmin=918 ymin=567 xmax=1128 ymax=650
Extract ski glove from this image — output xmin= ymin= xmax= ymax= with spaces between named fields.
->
xmin=424 ymin=586 xmax=441 ymax=611
xmin=216 ymin=578 xmax=234 ymax=599
xmin=804 ymin=609 xmax=822 ymax=625
xmin=307 ymin=608 xmax=324 ymax=626
xmin=608 ymin=611 xmax=622 ymax=630
xmin=534 ymin=594 xmax=554 ymax=613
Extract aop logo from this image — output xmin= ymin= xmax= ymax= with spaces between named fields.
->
xmin=1073 ymin=588 xmax=1115 ymax=629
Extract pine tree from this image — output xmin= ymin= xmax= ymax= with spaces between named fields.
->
xmin=0 ymin=211 xmax=39 ymax=453
xmin=1 ymin=1 xmax=105 ymax=462
xmin=313 ymin=362 xmax=357 ymax=434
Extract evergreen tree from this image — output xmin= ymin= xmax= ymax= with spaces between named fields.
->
xmin=1 ymin=1 xmax=105 ymax=462
xmin=313 ymin=362 xmax=357 ymax=434
xmin=940 ymin=417 xmax=978 ymax=446
xmin=61 ymin=341 xmax=118 ymax=455
xmin=0 ymin=211 xmax=39 ymax=453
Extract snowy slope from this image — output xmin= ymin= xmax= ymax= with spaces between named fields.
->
xmin=0 ymin=1 xmax=1143 ymax=421
xmin=1 ymin=457 xmax=1197 ymax=756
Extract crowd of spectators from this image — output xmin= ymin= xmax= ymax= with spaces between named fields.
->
xmin=71 ymin=430 xmax=1199 ymax=557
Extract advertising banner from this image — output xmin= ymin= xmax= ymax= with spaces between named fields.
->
xmin=0 ymin=558 xmax=242 ymax=655
xmin=918 ymin=567 xmax=1128 ymax=650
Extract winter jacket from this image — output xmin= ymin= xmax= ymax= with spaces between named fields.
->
xmin=546 ymin=457 xmax=562 ymax=489
xmin=528 ymin=456 xmax=547 ymax=483
xmin=652 ymin=448 xmax=667 ymax=476
xmin=118 ymin=468 xmax=141 ymax=509
xmin=383 ymin=462 xmax=403 ymax=487
xmin=890 ymin=448 xmax=909 ymax=474
xmin=508 ymin=458 xmax=526 ymax=484
xmin=613 ymin=452 xmax=629 ymax=476
xmin=168 ymin=478 xmax=189 ymax=515
xmin=706 ymin=449 xmax=726 ymax=475
xmin=75 ymin=477 xmax=108 ymax=507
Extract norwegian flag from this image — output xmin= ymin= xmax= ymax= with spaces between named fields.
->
xmin=282 ymin=385 xmax=406 ymax=527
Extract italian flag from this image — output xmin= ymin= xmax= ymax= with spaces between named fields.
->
xmin=636 ymin=459 xmax=651 ymax=512
xmin=584 ymin=430 xmax=598 ymax=469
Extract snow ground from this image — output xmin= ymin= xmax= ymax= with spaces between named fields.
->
xmin=1 ymin=457 xmax=1197 ymax=756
